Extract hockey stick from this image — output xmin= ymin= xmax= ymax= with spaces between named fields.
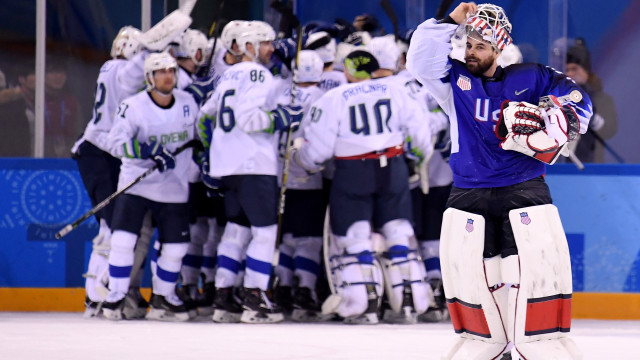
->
xmin=204 ymin=1 xmax=225 ymax=72
xmin=179 ymin=0 xmax=198 ymax=15
xmin=380 ymin=0 xmax=399 ymax=40
xmin=269 ymin=24 xmax=304 ymax=290
xmin=590 ymin=129 xmax=624 ymax=164
xmin=55 ymin=139 xmax=200 ymax=239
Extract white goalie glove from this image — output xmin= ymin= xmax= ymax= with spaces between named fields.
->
xmin=496 ymin=98 xmax=579 ymax=165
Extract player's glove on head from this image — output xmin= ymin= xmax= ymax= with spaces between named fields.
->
xmin=124 ymin=140 xmax=176 ymax=172
xmin=270 ymin=104 xmax=304 ymax=132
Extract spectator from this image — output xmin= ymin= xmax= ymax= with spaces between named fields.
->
xmin=0 ymin=61 xmax=33 ymax=157
xmin=566 ymin=39 xmax=618 ymax=163
xmin=43 ymin=57 xmax=83 ymax=158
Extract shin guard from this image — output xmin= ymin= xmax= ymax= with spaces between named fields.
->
xmin=440 ymin=208 xmax=508 ymax=360
xmin=509 ymin=205 xmax=581 ymax=360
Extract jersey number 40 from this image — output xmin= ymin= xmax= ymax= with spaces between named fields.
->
xmin=350 ymin=99 xmax=392 ymax=135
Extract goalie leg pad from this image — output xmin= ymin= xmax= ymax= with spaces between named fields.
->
xmin=508 ymin=204 xmax=580 ymax=359
xmin=323 ymin=221 xmax=382 ymax=319
xmin=380 ymin=219 xmax=430 ymax=316
xmin=440 ymin=208 xmax=508 ymax=360
xmin=85 ymin=220 xmax=111 ymax=302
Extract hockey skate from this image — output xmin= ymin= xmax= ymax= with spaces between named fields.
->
xmin=212 ymin=287 xmax=242 ymax=323
xmin=291 ymin=286 xmax=328 ymax=322
xmin=198 ymin=282 xmax=216 ymax=316
xmin=122 ymin=287 xmax=149 ymax=319
xmin=383 ymin=285 xmax=419 ymax=324
xmin=145 ymin=293 xmax=190 ymax=322
xmin=273 ymin=285 xmax=294 ymax=316
xmin=175 ymin=284 xmax=201 ymax=319
xmin=102 ymin=293 xmax=126 ymax=321
xmin=240 ymin=288 xmax=284 ymax=324
xmin=83 ymin=297 xmax=102 ymax=318
xmin=343 ymin=284 xmax=380 ymax=325
xmin=418 ymin=278 xmax=450 ymax=323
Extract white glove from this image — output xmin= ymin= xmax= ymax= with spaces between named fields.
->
xmin=290 ymin=137 xmax=324 ymax=174
xmin=497 ymin=101 xmax=563 ymax=165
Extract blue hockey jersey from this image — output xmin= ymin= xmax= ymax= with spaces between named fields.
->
xmin=406 ymin=19 xmax=592 ymax=188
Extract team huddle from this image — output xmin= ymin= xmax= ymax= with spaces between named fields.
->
xmin=73 ymin=3 xmax=591 ymax=359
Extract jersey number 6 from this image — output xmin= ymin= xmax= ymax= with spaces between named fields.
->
xmin=219 ymin=89 xmax=236 ymax=132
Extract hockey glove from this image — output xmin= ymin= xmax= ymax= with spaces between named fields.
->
xmin=185 ymin=77 xmax=215 ymax=106
xmin=134 ymin=140 xmax=176 ymax=172
xmin=496 ymin=101 xmax=563 ymax=165
xmin=269 ymin=104 xmax=304 ymax=133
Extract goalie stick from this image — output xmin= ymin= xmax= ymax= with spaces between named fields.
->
xmin=55 ymin=140 xmax=202 ymax=239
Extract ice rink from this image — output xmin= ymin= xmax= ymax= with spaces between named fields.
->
xmin=0 ymin=313 xmax=638 ymax=359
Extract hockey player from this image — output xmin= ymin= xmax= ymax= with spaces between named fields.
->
xmin=406 ymin=3 xmax=591 ymax=359
xmin=101 ymin=52 xmax=197 ymax=322
xmin=271 ymin=50 xmax=327 ymax=321
xmin=291 ymin=49 xmax=434 ymax=324
xmin=197 ymin=20 xmax=302 ymax=324
xmin=72 ymin=26 xmax=146 ymax=317
xmin=304 ymin=31 xmax=347 ymax=92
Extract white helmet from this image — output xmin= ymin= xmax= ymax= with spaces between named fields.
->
xmin=334 ymin=42 xmax=356 ymax=71
xmin=111 ymin=26 xmax=142 ymax=59
xmin=236 ymin=21 xmax=275 ymax=60
xmin=464 ymin=3 xmax=513 ymax=51
xmin=175 ymin=29 xmax=208 ymax=66
xmin=367 ymin=35 xmax=400 ymax=71
xmin=293 ymin=50 xmax=324 ymax=83
xmin=143 ymin=52 xmax=177 ymax=91
xmin=304 ymin=31 xmax=336 ymax=64
xmin=221 ymin=20 xmax=250 ymax=56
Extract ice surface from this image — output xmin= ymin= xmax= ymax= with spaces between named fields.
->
xmin=0 ymin=313 xmax=638 ymax=359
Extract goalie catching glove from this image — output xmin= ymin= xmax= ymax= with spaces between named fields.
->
xmin=495 ymin=98 xmax=579 ymax=165
xmin=123 ymin=140 xmax=176 ymax=172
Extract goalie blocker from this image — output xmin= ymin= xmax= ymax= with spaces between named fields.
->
xmin=440 ymin=205 xmax=581 ymax=360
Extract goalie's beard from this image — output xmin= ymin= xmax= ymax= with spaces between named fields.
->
xmin=465 ymin=54 xmax=495 ymax=76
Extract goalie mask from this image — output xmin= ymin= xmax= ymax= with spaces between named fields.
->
xmin=175 ymin=29 xmax=208 ymax=66
xmin=111 ymin=26 xmax=142 ymax=60
xmin=463 ymin=3 xmax=512 ymax=51
xmin=143 ymin=52 xmax=177 ymax=92
xmin=221 ymin=20 xmax=250 ymax=56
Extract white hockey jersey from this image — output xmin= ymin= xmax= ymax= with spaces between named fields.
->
xmin=76 ymin=59 xmax=133 ymax=153
xmin=107 ymin=89 xmax=197 ymax=203
xmin=272 ymin=78 xmax=325 ymax=190
xmin=299 ymin=77 xmax=433 ymax=167
xmin=207 ymin=48 xmax=234 ymax=90
xmin=199 ymin=61 xmax=280 ymax=177
xmin=392 ymin=70 xmax=453 ymax=188
xmin=318 ymin=70 xmax=347 ymax=92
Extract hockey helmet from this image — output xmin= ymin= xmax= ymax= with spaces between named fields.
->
xmin=143 ymin=52 xmax=177 ymax=91
xmin=111 ymin=26 xmax=143 ymax=60
xmin=293 ymin=50 xmax=324 ymax=83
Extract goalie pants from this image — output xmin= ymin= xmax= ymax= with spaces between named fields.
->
xmin=445 ymin=176 xmax=552 ymax=258
xmin=75 ymin=140 xmax=121 ymax=227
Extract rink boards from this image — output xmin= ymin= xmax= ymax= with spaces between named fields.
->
xmin=1 ymin=159 xmax=639 ymax=319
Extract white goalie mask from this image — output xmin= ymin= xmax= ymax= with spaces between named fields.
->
xmin=463 ymin=3 xmax=512 ymax=51
xmin=143 ymin=52 xmax=177 ymax=91
xmin=305 ymin=31 xmax=336 ymax=64
xmin=111 ymin=26 xmax=142 ymax=59
xmin=236 ymin=21 xmax=276 ymax=60
xmin=175 ymin=29 xmax=208 ymax=66
xmin=221 ymin=20 xmax=250 ymax=56
xmin=293 ymin=50 xmax=324 ymax=83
